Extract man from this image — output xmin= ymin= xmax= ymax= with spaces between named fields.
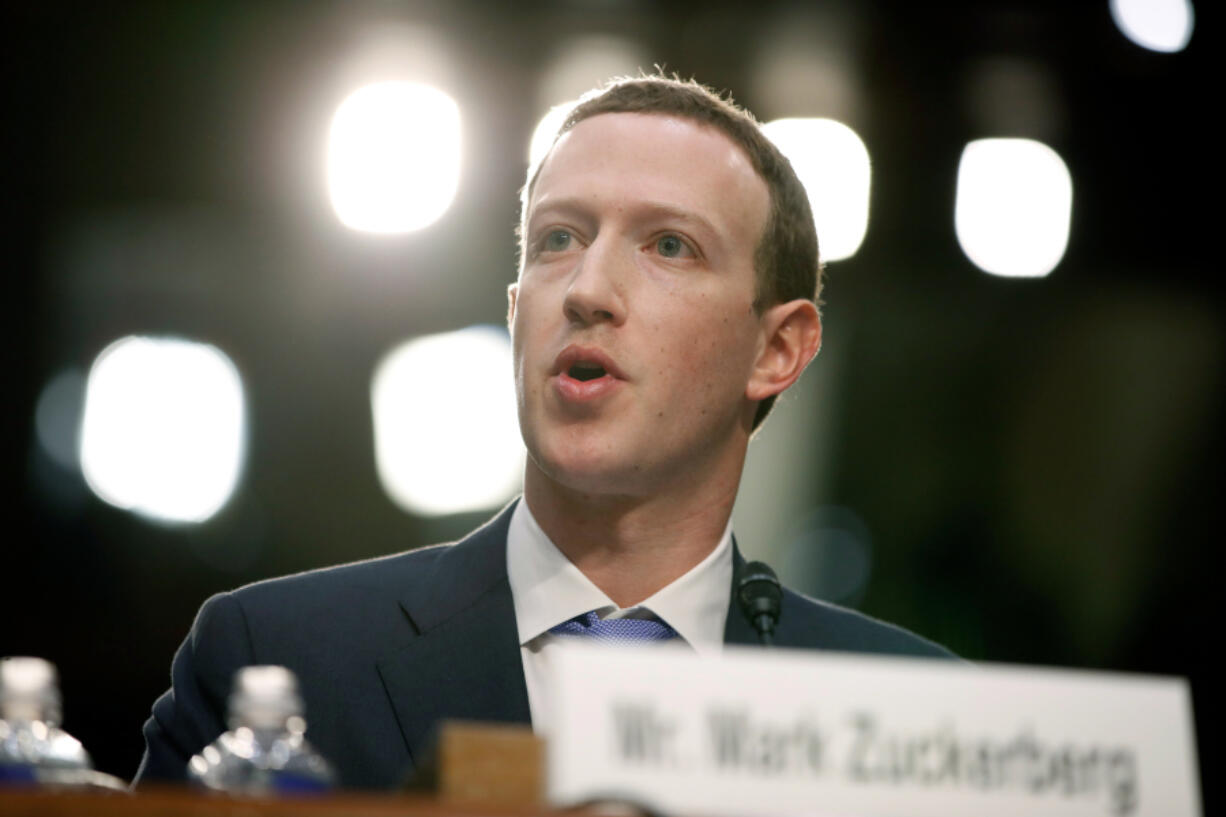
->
xmin=135 ymin=75 xmax=951 ymax=790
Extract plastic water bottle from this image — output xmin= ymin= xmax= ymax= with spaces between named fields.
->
xmin=0 ymin=656 xmax=93 ymax=787
xmin=188 ymin=665 xmax=334 ymax=795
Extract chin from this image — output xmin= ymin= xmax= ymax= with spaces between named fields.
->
xmin=526 ymin=435 xmax=656 ymax=499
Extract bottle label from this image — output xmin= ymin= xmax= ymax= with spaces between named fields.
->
xmin=270 ymin=770 xmax=331 ymax=794
xmin=0 ymin=764 xmax=39 ymax=785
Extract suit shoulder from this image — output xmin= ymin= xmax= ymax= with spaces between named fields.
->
xmin=230 ymin=501 xmax=518 ymax=604
xmin=228 ymin=543 xmax=452 ymax=610
xmin=779 ymin=588 xmax=957 ymax=660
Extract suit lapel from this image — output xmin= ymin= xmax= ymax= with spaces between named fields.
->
xmin=377 ymin=513 xmax=778 ymax=767
xmin=375 ymin=504 xmax=531 ymax=768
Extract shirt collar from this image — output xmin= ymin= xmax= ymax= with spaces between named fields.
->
xmin=507 ymin=498 xmax=732 ymax=655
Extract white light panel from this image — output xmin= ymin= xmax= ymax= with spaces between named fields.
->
xmin=955 ymin=138 xmax=1073 ymax=279
xmin=372 ymin=326 xmax=524 ymax=516
xmin=1110 ymin=0 xmax=1194 ymax=53
xmin=80 ymin=336 xmax=245 ymax=523
xmin=762 ymin=118 xmax=872 ymax=262
xmin=327 ymin=81 xmax=461 ymax=234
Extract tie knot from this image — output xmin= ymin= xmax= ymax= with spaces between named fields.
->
xmin=549 ymin=610 xmax=678 ymax=645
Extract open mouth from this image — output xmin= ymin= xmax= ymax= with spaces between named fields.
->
xmin=567 ymin=362 xmax=607 ymax=382
xmin=553 ymin=346 xmax=624 ymax=393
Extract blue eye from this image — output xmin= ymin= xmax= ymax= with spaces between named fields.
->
xmin=656 ymin=235 xmax=687 ymax=258
xmin=543 ymin=229 xmax=573 ymax=252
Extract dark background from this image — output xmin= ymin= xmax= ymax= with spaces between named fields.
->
xmin=7 ymin=1 xmax=1218 ymax=811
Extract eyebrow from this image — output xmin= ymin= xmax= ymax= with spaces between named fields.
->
xmin=528 ymin=197 xmax=725 ymax=249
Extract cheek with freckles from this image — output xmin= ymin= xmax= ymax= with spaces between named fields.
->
xmin=649 ymin=299 xmax=757 ymax=419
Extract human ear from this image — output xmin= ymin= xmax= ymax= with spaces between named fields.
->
xmin=506 ymin=283 xmax=519 ymax=327
xmin=745 ymin=299 xmax=822 ymax=402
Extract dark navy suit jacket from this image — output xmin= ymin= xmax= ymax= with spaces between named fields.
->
xmin=135 ymin=502 xmax=952 ymax=789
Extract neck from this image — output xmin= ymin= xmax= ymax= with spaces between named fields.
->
xmin=523 ymin=448 xmax=745 ymax=608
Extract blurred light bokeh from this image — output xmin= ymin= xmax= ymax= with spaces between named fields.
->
xmin=327 ymin=82 xmax=462 ymax=234
xmin=763 ymin=118 xmax=872 ymax=262
xmin=371 ymin=326 xmax=523 ymax=516
xmin=955 ymin=139 xmax=1072 ymax=278
xmin=1110 ymin=0 xmax=1195 ymax=53
xmin=79 ymin=337 xmax=245 ymax=524
xmin=35 ymin=369 xmax=86 ymax=472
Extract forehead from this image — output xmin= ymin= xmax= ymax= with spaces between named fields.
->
xmin=527 ymin=112 xmax=769 ymax=255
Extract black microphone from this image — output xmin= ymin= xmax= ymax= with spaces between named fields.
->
xmin=736 ymin=561 xmax=782 ymax=646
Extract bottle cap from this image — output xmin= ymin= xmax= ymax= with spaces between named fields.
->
xmin=0 ymin=656 xmax=63 ymax=725
xmin=228 ymin=665 xmax=305 ymax=731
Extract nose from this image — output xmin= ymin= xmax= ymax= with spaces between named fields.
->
xmin=562 ymin=235 xmax=628 ymax=327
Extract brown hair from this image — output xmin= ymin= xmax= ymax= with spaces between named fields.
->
xmin=520 ymin=75 xmax=822 ymax=428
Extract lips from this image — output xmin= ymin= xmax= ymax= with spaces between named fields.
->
xmin=552 ymin=345 xmax=626 ymax=380
xmin=551 ymin=345 xmax=626 ymax=404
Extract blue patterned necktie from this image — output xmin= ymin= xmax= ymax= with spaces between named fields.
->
xmin=549 ymin=610 xmax=679 ymax=644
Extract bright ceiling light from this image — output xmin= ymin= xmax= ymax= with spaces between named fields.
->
xmin=327 ymin=81 xmax=461 ymax=234
xmin=762 ymin=118 xmax=871 ymax=262
xmin=955 ymin=138 xmax=1073 ymax=278
xmin=80 ymin=336 xmax=246 ymax=524
xmin=371 ymin=326 xmax=523 ymax=517
xmin=1110 ymin=0 xmax=1194 ymax=53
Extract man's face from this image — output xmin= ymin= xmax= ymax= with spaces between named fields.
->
xmin=509 ymin=112 xmax=772 ymax=498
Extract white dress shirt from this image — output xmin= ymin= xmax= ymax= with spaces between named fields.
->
xmin=506 ymin=499 xmax=733 ymax=735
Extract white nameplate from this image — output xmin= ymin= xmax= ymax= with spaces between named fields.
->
xmin=546 ymin=645 xmax=1200 ymax=817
